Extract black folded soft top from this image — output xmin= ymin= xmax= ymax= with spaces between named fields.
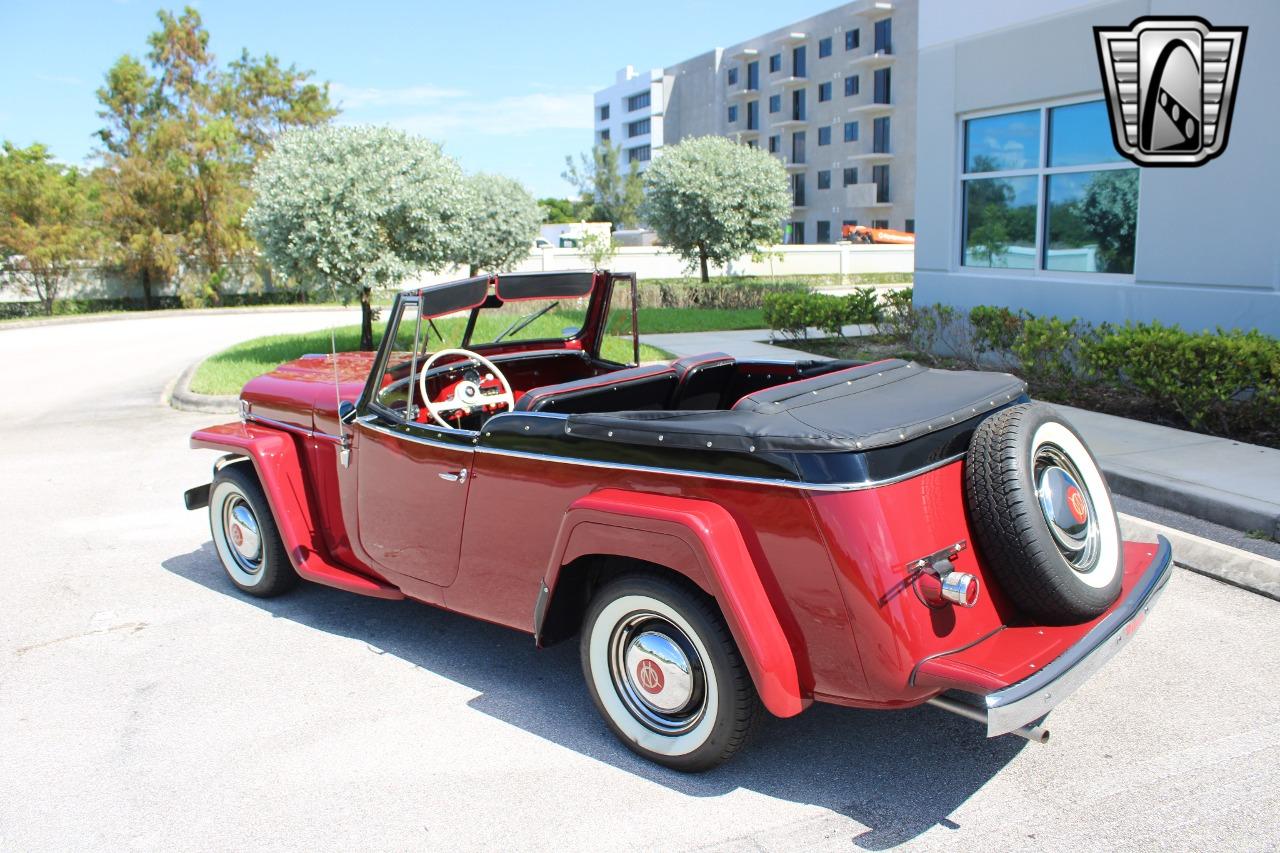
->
xmin=564 ymin=359 xmax=1027 ymax=454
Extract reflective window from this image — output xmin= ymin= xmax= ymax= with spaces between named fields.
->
xmin=845 ymin=29 xmax=860 ymax=51
xmin=819 ymin=37 xmax=832 ymax=58
xmin=818 ymin=126 xmax=831 ymax=146
xmin=964 ymin=110 xmax=1040 ymax=172
xmin=1049 ymin=100 xmax=1124 ymax=167
xmin=1045 ymin=170 xmax=1138 ymax=273
xmin=962 ymin=176 xmax=1038 ymax=269
xmin=845 ymin=75 xmax=859 ymax=97
xmin=818 ymin=81 xmax=832 ymax=102
xmin=817 ymin=170 xmax=831 ymax=189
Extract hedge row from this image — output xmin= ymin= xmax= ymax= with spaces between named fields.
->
xmin=761 ymin=289 xmax=881 ymax=337
xmin=635 ymin=278 xmax=809 ymax=310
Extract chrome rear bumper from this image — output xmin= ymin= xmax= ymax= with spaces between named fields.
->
xmin=984 ymin=535 xmax=1173 ymax=736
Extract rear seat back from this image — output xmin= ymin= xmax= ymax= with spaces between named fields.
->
xmin=514 ymin=364 xmax=679 ymax=413
xmin=668 ymin=352 xmax=735 ymax=409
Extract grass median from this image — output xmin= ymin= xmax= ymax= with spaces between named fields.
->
xmin=189 ymin=306 xmax=765 ymax=396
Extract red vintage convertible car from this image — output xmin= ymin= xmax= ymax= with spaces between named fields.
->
xmin=185 ymin=270 xmax=1172 ymax=770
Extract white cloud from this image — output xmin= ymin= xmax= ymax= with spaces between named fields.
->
xmin=329 ymin=82 xmax=468 ymax=109
xmin=380 ymin=89 xmax=596 ymax=137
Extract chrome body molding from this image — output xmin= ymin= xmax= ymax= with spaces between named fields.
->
xmin=245 ymin=413 xmax=346 ymax=446
xmin=983 ymin=535 xmax=1174 ymax=737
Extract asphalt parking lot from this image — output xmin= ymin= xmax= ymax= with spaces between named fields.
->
xmin=2 ymin=312 xmax=1279 ymax=851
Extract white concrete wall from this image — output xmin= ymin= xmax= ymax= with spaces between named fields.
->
xmin=914 ymin=0 xmax=1280 ymax=335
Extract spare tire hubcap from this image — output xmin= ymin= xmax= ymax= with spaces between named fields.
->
xmin=1034 ymin=449 xmax=1100 ymax=573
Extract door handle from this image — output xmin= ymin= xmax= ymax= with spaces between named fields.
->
xmin=438 ymin=468 xmax=468 ymax=484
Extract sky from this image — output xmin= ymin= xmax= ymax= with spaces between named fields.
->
xmin=0 ymin=0 xmax=844 ymax=198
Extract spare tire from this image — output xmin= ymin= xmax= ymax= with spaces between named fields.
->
xmin=965 ymin=403 xmax=1123 ymax=624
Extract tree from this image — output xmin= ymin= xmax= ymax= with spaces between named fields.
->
xmin=538 ymin=196 xmax=590 ymax=224
xmin=449 ymin=173 xmax=543 ymax=277
xmin=246 ymin=125 xmax=465 ymax=350
xmin=562 ymin=143 xmax=643 ymax=229
xmin=96 ymin=6 xmax=336 ymax=305
xmin=1078 ymin=169 xmax=1139 ymax=273
xmin=0 ymin=143 xmax=101 ymax=315
xmin=640 ymin=136 xmax=790 ymax=282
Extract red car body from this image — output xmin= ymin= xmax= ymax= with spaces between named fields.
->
xmin=188 ymin=271 xmax=1172 ymax=756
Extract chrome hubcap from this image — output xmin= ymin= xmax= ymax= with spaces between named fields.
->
xmin=1034 ymin=445 xmax=1100 ymax=573
xmin=223 ymin=497 xmax=263 ymax=573
xmin=609 ymin=613 xmax=706 ymax=735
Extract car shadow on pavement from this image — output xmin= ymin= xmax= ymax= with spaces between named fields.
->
xmin=163 ymin=543 xmax=1025 ymax=849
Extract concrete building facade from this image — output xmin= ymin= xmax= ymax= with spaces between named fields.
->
xmin=913 ymin=0 xmax=1280 ymax=334
xmin=593 ymin=1 xmax=918 ymax=244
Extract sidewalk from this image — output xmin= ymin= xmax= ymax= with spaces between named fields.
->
xmin=639 ymin=328 xmax=1280 ymax=542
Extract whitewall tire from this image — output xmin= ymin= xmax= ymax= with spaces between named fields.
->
xmin=209 ymin=463 xmax=298 ymax=598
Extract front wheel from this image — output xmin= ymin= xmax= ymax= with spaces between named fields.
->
xmin=208 ymin=463 xmax=298 ymax=598
xmin=580 ymin=573 xmax=763 ymax=771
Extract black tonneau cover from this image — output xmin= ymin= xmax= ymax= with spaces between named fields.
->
xmin=564 ymin=360 xmax=1026 ymax=453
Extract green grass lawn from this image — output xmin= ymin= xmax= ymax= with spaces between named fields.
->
xmin=190 ymin=308 xmax=682 ymax=396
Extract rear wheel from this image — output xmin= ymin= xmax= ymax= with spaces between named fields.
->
xmin=580 ymin=573 xmax=763 ymax=772
xmin=209 ymin=463 xmax=298 ymax=598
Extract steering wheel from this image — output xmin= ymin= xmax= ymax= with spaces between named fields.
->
xmin=417 ymin=348 xmax=515 ymax=428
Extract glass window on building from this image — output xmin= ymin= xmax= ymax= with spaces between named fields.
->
xmin=845 ymin=75 xmax=859 ymax=97
xmin=769 ymin=53 xmax=782 ymax=73
xmin=843 ymin=166 xmax=858 ymax=186
xmin=961 ymin=100 xmax=1138 ymax=274
xmin=792 ymin=173 xmax=806 ymax=207
xmin=873 ymin=67 xmax=891 ymax=104
xmin=747 ymin=60 xmax=760 ymax=90
xmin=746 ymin=100 xmax=759 ymax=130
xmin=818 ymin=81 xmax=832 ymax=102
xmin=727 ymin=67 xmax=739 ymax=86
xmin=819 ymin=37 xmax=832 ymax=58
xmin=791 ymin=221 xmax=806 ymax=244
xmin=873 ymin=116 xmax=890 ymax=153
xmin=872 ymin=165 xmax=890 ymax=203
xmin=628 ymin=144 xmax=651 ymax=163
xmin=791 ymin=88 xmax=806 ymax=121
xmin=627 ymin=118 xmax=650 ymax=137
xmin=768 ymin=134 xmax=780 ymax=153
xmin=844 ymin=121 xmax=859 ymax=142
xmin=872 ymin=219 xmax=890 ymax=229
xmin=728 ymin=104 xmax=738 ymax=123
xmin=769 ymin=93 xmax=781 ymax=113
xmin=792 ymin=130 xmax=806 ymax=164
xmin=626 ymin=90 xmax=650 ymax=111
xmin=600 ymin=128 xmax=610 ymax=143
xmin=874 ymin=18 xmax=892 ymax=53
xmin=817 ymin=170 xmax=831 ymax=189
xmin=599 ymin=104 xmax=610 ymax=121
xmin=818 ymin=126 xmax=831 ymax=146
xmin=793 ymin=45 xmax=807 ymax=78
xmin=817 ymin=221 xmax=832 ymax=243
xmin=905 ymin=218 xmax=915 ymax=234
xmin=846 ymin=28 xmax=860 ymax=51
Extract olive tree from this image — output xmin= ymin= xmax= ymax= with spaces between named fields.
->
xmin=449 ymin=173 xmax=542 ymax=277
xmin=246 ymin=125 xmax=465 ymax=349
xmin=640 ymin=136 xmax=791 ymax=282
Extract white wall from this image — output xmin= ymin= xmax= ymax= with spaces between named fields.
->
xmin=913 ymin=0 xmax=1280 ymax=334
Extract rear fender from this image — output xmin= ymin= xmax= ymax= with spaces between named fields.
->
xmin=191 ymin=422 xmax=403 ymax=600
xmin=540 ymin=488 xmax=807 ymax=718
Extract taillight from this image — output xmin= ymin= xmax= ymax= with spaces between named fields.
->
xmin=941 ymin=571 xmax=979 ymax=607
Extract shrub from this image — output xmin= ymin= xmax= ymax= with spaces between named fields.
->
xmin=638 ymin=277 xmax=808 ymax=310
xmin=762 ymin=289 xmax=882 ymax=338
xmin=969 ymin=305 xmax=1022 ymax=362
xmin=1083 ymin=322 xmax=1280 ymax=434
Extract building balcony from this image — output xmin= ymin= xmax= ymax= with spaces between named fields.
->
xmin=846 ymin=100 xmax=894 ymax=117
xmin=732 ymin=129 xmax=761 ymax=143
xmin=781 ymin=31 xmax=808 ymax=44
xmin=728 ymin=86 xmax=762 ymax=100
xmin=852 ymin=1 xmax=895 ymax=21
xmin=846 ymin=150 xmax=894 ymax=162
xmin=729 ymin=46 xmax=759 ymax=61
xmin=850 ymin=50 xmax=896 ymax=68
xmin=771 ymin=75 xmax=809 ymax=89
xmin=771 ymin=116 xmax=808 ymax=130
xmin=783 ymin=159 xmax=807 ymax=173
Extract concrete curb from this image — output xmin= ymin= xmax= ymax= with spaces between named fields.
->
xmin=1119 ymin=512 xmax=1280 ymax=602
xmin=167 ymin=357 xmax=240 ymax=414
xmin=1106 ymin=462 xmax=1280 ymax=542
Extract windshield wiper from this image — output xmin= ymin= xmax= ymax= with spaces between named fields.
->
xmin=493 ymin=303 xmax=556 ymax=344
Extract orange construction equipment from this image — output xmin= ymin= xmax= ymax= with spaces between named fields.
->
xmin=842 ymin=224 xmax=916 ymax=245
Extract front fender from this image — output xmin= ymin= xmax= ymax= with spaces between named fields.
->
xmin=191 ymin=422 xmax=403 ymax=600
xmin=542 ymin=488 xmax=807 ymax=718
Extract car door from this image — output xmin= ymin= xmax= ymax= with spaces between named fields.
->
xmin=352 ymin=293 xmax=474 ymax=588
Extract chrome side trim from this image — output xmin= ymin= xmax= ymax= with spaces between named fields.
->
xmin=983 ymin=535 xmax=1174 ymax=737
xmin=245 ymin=414 xmax=346 ymax=446
xmin=355 ymin=414 xmax=476 ymax=453
xmin=474 ymin=445 xmax=966 ymax=493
